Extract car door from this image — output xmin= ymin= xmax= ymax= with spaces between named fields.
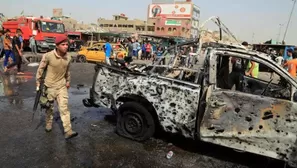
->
xmin=199 ymin=52 xmax=297 ymax=165
xmin=90 ymin=44 xmax=103 ymax=62
xmin=85 ymin=48 xmax=95 ymax=61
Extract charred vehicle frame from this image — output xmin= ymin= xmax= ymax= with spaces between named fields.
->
xmin=83 ymin=17 xmax=297 ymax=167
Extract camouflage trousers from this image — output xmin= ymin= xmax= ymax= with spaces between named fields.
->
xmin=45 ymin=86 xmax=73 ymax=134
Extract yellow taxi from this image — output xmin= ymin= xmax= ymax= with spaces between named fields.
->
xmin=77 ymin=42 xmax=127 ymax=63
xmin=79 ymin=41 xmax=99 ymax=51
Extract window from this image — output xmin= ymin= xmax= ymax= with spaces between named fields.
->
xmin=41 ymin=21 xmax=65 ymax=33
xmin=216 ymin=55 xmax=291 ymax=100
xmin=157 ymin=27 xmax=160 ymax=31
xmin=168 ymin=27 xmax=172 ymax=31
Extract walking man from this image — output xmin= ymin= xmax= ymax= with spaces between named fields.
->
xmin=36 ymin=35 xmax=78 ymax=140
xmin=6 ymin=29 xmax=23 ymax=74
xmin=29 ymin=35 xmax=37 ymax=55
xmin=0 ymin=30 xmax=4 ymax=60
xmin=3 ymin=29 xmax=13 ymax=69
xmin=145 ymin=41 xmax=152 ymax=60
xmin=104 ymin=38 xmax=112 ymax=65
xmin=19 ymin=34 xmax=30 ymax=64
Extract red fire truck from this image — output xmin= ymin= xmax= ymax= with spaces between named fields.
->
xmin=2 ymin=16 xmax=66 ymax=52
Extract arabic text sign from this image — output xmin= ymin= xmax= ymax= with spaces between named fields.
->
xmin=148 ymin=4 xmax=192 ymax=19
xmin=165 ymin=20 xmax=181 ymax=26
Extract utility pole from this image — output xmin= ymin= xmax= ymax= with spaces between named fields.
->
xmin=282 ymin=0 xmax=296 ymax=42
xmin=276 ymin=24 xmax=284 ymax=44
xmin=251 ymin=32 xmax=255 ymax=44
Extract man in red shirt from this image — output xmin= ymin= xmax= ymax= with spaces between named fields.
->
xmin=145 ymin=41 xmax=151 ymax=60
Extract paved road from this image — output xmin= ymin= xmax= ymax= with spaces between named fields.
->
xmin=0 ymin=57 xmax=286 ymax=167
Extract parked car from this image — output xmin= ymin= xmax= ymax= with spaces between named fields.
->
xmin=77 ymin=42 xmax=127 ymax=63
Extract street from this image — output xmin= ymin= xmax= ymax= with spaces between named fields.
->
xmin=0 ymin=56 xmax=286 ymax=168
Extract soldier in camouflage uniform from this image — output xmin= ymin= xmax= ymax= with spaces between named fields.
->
xmin=36 ymin=36 xmax=78 ymax=140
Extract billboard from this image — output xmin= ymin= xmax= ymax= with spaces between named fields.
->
xmin=152 ymin=0 xmax=174 ymax=3
xmin=148 ymin=4 xmax=192 ymax=19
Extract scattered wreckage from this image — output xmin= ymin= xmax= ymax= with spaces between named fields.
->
xmin=83 ymin=17 xmax=297 ymax=167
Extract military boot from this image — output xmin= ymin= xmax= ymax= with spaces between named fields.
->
xmin=45 ymin=123 xmax=52 ymax=132
xmin=65 ymin=130 xmax=78 ymax=140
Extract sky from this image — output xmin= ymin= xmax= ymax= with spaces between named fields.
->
xmin=1 ymin=0 xmax=297 ymax=44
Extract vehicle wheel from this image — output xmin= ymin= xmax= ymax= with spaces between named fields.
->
xmin=116 ymin=102 xmax=155 ymax=142
xmin=77 ymin=55 xmax=87 ymax=63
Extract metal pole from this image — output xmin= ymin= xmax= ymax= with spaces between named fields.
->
xmin=282 ymin=0 xmax=296 ymax=42
xmin=276 ymin=24 xmax=283 ymax=43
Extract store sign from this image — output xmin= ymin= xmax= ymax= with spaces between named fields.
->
xmin=165 ymin=20 xmax=181 ymax=26
xmin=148 ymin=4 xmax=192 ymax=19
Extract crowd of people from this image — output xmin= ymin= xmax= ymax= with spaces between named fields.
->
xmin=0 ymin=29 xmax=32 ymax=74
xmin=102 ymin=37 xmax=169 ymax=66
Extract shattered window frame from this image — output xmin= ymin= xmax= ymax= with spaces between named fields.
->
xmin=212 ymin=52 xmax=293 ymax=101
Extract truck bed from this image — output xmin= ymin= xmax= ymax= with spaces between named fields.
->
xmin=87 ymin=62 xmax=203 ymax=138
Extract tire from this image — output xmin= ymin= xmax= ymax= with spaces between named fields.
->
xmin=116 ymin=102 xmax=155 ymax=142
xmin=78 ymin=55 xmax=87 ymax=63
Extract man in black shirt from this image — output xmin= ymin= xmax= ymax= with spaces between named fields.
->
xmin=6 ymin=29 xmax=23 ymax=74
xmin=293 ymin=47 xmax=297 ymax=59
xmin=124 ymin=38 xmax=133 ymax=65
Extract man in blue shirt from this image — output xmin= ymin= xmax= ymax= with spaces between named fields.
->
xmin=153 ymin=47 xmax=165 ymax=65
xmin=104 ymin=39 xmax=112 ymax=65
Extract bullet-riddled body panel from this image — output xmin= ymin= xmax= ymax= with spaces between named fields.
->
xmin=200 ymin=89 xmax=297 ymax=165
xmin=92 ymin=66 xmax=201 ymax=138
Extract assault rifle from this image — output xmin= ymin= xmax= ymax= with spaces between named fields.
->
xmin=32 ymin=68 xmax=47 ymax=121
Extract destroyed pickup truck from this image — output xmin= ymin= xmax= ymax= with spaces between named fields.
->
xmin=83 ymin=42 xmax=297 ymax=166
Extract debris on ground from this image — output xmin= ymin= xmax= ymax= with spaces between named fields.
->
xmin=166 ymin=151 xmax=174 ymax=159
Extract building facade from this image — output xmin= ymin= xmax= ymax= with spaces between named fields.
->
xmin=147 ymin=0 xmax=200 ymax=38
xmin=97 ymin=14 xmax=155 ymax=34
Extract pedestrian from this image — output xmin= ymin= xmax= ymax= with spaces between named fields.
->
xmin=29 ymin=35 xmax=37 ymax=55
xmin=137 ymin=42 xmax=142 ymax=60
xmin=228 ymin=56 xmax=244 ymax=91
xmin=6 ymin=29 xmax=24 ymax=74
xmin=19 ymin=33 xmax=30 ymax=65
xmin=0 ymin=30 xmax=5 ymax=59
xmin=283 ymin=49 xmax=297 ymax=78
xmin=136 ymin=40 xmax=141 ymax=59
xmin=242 ymin=41 xmax=259 ymax=78
xmin=145 ymin=41 xmax=152 ymax=60
xmin=153 ymin=47 xmax=165 ymax=65
xmin=104 ymin=38 xmax=112 ymax=65
xmin=293 ymin=47 xmax=297 ymax=59
xmin=141 ymin=42 xmax=146 ymax=60
xmin=132 ymin=39 xmax=138 ymax=57
xmin=19 ymin=34 xmax=23 ymax=51
xmin=125 ymin=37 xmax=133 ymax=65
xmin=3 ymin=29 xmax=14 ymax=69
xmin=36 ymin=35 xmax=78 ymax=140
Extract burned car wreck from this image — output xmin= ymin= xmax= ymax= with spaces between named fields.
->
xmin=83 ymin=17 xmax=297 ymax=167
